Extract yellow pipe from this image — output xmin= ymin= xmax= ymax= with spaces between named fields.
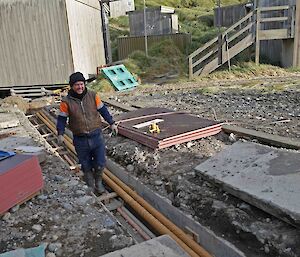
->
xmin=103 ymin=173 xmax=199 ymax=257
xmin=104 ymin=170 xmax=212 ymax=257
xmin=37 ymin=110 xmax=212 ymax=257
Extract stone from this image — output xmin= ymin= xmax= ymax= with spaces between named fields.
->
xmin=62 ymin=203 xmax=73 ymax=211
xmin=48 ymin=243 xmax=62 ymax=253
xmin=228 ymin=133 xmax=237 ymax=143
xmin=46 ymin=253 xmax=56 ymax=257
xmin=32 ymin=224 xmax=42 ymax=233
xmin=75 ymin=190 xmax=85 ymax=196
xmin=76 ymin=196 xmax=94 ymax=206
xmin=54 ymin=175 xmax=64 ymax=182
xmin=38 ymin=194 xmax=48 ymax=200
xmin=2 ymin=212 xmax=11 ymax=221
xmin=10 ymin=205 xmax=20 ymax=213
xmin=154 ymin=180 xmax=163 ymax=186
xmin=126 ymin=164 xmax=135 ymax=172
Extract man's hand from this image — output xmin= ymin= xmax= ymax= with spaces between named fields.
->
xmin=58 ymin=135 xmax=64 ymax=145
xmin=110 ymin=123 xmax=118 ymax=136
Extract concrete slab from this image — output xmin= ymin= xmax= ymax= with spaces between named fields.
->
xmin=99 ymin=235 xmax=190 ymax=257
xmin=0 ymin=113 xmax=20 ymax=129
xmin=195 ymin=141 xmax=300 ymax=227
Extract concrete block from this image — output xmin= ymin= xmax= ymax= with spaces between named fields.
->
xmin=195 ymin=141 xmax=300 ymax=227
xmin=99 ymin=235 xmax=190 ymax=257
xmin=0 ymin=114 xmax=19 ymax=129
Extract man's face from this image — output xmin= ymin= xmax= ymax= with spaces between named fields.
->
xmin=72 ymin=81 xmax=85 ymax=94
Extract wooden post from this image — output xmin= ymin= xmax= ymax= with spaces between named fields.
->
xmin=255 ymin=9 xmax=260 ymax=65
xmin=188 ymin=56 xmax=193 ymax=79
xmin=293 ymin=0 xmax=300 ymax=67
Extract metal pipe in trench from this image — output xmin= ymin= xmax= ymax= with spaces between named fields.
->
xmin=104 ymin=170 xmax=212 ymax=257
xmin=117 ymin=207 xmax=151 ymax=241
xmin=37 ymin=111 xmax=212 ymax=257
xmin=103 ymin=173 xmax=199 ymax=257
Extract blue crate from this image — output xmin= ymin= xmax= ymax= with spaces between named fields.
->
xmin=101 ymin=65 xmax=138 ymax=91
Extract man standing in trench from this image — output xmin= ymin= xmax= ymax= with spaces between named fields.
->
xmin=56 ymin=72 xmax=118 ymax=194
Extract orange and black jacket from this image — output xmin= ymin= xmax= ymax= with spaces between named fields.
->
xmin=56 ymin=89 xmax=114 ymax=136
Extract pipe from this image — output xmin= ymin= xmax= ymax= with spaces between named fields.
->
xmin=121 ymin=206 xmax=156 ymax=239
xmin=37 ymin=110 xmax=212 ymax=257
xmin=104 ymin=170 xmax=212 ymax=257
xmin=117 ymin=207 xmax=151 ymax=241
xmin=103 ymin=173 xmax=199 ymax=257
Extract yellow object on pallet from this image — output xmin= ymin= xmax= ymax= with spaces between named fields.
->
xmin=149 ymin=123 xmax=160 ymax=133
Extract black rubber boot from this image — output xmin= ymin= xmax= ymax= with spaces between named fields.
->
xmin=94 ymin=166 xmax=105 ymax=194
xmin=83 ymin=170 xmax=95 ymax=191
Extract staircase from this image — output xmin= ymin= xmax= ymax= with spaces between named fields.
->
xmin=189 ymin=4 xmax=296 ymax=78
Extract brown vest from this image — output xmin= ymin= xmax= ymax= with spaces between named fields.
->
xmin=62 ymin=90 xmax=102 ymax=135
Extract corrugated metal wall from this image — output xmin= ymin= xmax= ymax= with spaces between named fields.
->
xmin=117 ymin=33 xmax=191 ymax=60
xmin=65 ymin=0 xmax=105 ymax=78
xmin=109 ymin=0 xmax=135 ymax=18
xmin=0 ymin=0 xmax=73 ymax=87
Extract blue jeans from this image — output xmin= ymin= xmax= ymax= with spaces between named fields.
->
xmin=73 ymin=129 xmax=106 ymax=172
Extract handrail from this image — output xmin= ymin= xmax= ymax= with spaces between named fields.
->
xmin=223 ymin=11 xmax=254 ymax=35
xmin=189 ymin=4 xmax=295 ymax=78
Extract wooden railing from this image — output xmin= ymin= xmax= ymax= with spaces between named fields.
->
xmin=189 ymin=4 xmax=296 ymax=78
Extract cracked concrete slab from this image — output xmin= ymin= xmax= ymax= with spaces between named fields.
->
xmin=195 ymin=141 xmax=300 ymax=228
xmin=99 ymin=235 xmax=190 ymax=257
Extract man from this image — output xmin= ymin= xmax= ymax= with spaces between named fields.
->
xmin=56 ymin=72 xmax=117 ymax=194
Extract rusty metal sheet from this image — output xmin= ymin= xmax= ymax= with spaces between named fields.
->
xmin=116 ymin=107 xmax=222 ymax=149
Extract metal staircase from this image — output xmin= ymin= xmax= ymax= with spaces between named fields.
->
xmin=188 ymin=4 xmax=296 ymax=78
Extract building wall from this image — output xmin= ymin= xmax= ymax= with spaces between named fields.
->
xmin=0 ymin=0 xmax=73 ymax=87
xmin=258 ymin=0 xmax=296 ymax=66
xmin=109 ymin=0 xmax=135 ymax=18
xmin=65 ymin=0 xmax=105 ymax=78
xmin=129 ymin=9 xmax=178 ymax=37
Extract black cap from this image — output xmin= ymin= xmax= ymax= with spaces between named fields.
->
xmin=69 ymin=72 xmax=85 ymax=86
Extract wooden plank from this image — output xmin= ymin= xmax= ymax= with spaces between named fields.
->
xmin=192 ymin=48 xmax=217 ymax=69
xmin=293 ymin=0 xmax=300 ymax=66
xmin=260 ymin=16 xmax=288 ymax=23
xmin=188 ymin=37 xmax=218 ymax=59
xmin=222 ymin=124 xmax=300 ymax=150
xmin=259 ymin=5 xmax=289 ymax=12
xmin=224 ymin=11 xmax=254 ymax=34
xmin=102 ymin=98 xmax=137 ymax=112
xmin=258 ymin=29 xmax=289 ymax=40
xmin=228 ymin=22 xmax=253 ymax=43
xmin=256 ymin=9 xmax=261 ymax=65
xmin=197 ymin=58 xmax=220 ymax=76
xmin=225 ymin=34 xmax=254 ymax=62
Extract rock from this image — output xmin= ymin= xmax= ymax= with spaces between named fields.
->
xmin=52 ymin=235 xmax=59 ymax=241
xmin=154 ymin=180 xmax=163 ymax=186
xmin=62 ymin=203 xmax=73 ymax=211
xmin=186 ymin=142 xmax=194 ymax=148
xmin=38 ymin=194 xmax=48 ymax=200
xmin=54 ymin=175 xmax=64 ymax=182
xmin=67 ymin=179 xmax=79 ymax=187
xmin=109 ymin=234 xmax=133 ymax=248
xmin=126 ymin=164 xmax=134 ymax=172
xmin=239 ymin=203 xmax=251 ymax=211
xmin=76 ymin=196 xmax=94 ymax=206
xmin=264 ymin=244 xmax=270 ymax=254
xmin=32 ymin=224 xmax=42 ymax=233
xmin=2 ymin=212 xmax=11 ymax=221
xmin=75 ymin=190 xmax=85 ymax=196
xmin=228 ymin=133 xmax=237 ymax=143
xmin=46 ymin=253 xmax=56 ymax=257
xmin=48 ymin=243 xmax=62 ymax=253
xmin=10 ymin=205 xmax=20 ymax=213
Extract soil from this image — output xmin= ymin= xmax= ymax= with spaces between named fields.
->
xmin=101 ymin=77 xmax=300 ymax=257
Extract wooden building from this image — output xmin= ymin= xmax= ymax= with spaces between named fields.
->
xmin=127 ymin=6 xmax=179 ymax=37
xmin=0 ymin=0 xmax=106 ymax=88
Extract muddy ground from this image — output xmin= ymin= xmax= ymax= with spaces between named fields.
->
xmin=1 ymin=75 xmax=300 ymax=257
xmin=0 ymin=106 xmax=133 ymax=257
xmin=101 ymin=77 xmax=300 ymax=257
